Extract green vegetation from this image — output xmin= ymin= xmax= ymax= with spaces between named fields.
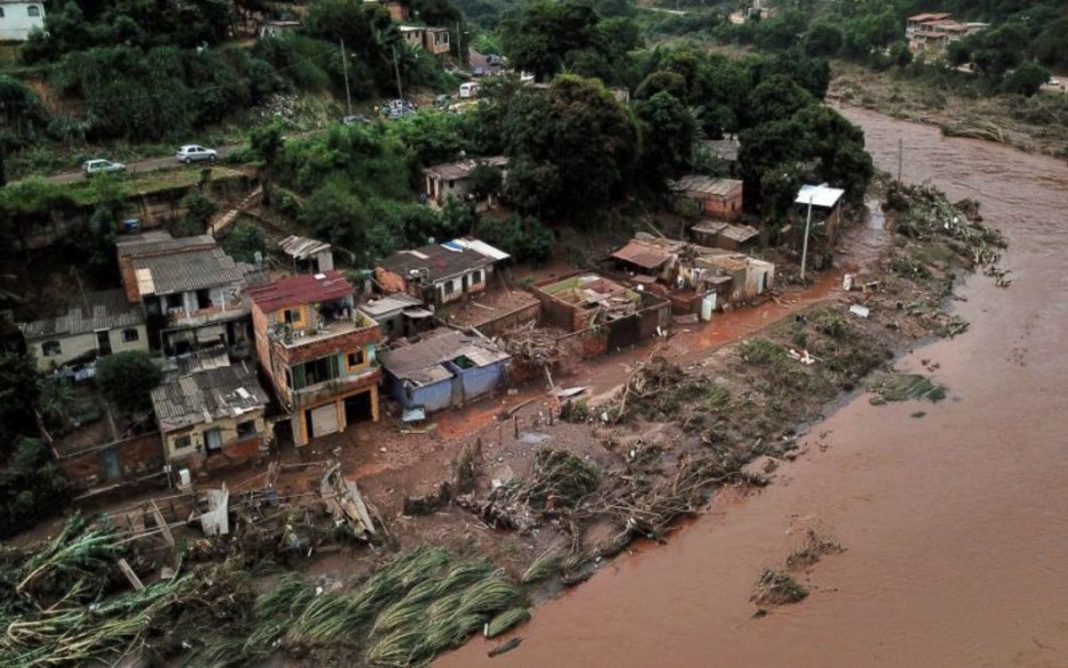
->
xmin=868 ymin=372 xmax=947 ymax=404
xmin=95 ymin=351 xmax=162 ymax=415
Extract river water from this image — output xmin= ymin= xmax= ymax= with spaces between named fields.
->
xmin=442 ymin=107 xmax=1068 ymax=667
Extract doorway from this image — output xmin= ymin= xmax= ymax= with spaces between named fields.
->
xmin=204 ymin=428 xmax=223 ymax=454
xmin=96 ymin=330 xmax=112 ymax=356
xmin=344 ymin=391 xmax=373 ymax=425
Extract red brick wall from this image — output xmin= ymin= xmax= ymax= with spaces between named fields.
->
xmin=703 ymin=188 xmax=743 ymax=221
xmin=58 ymin=432 xmax=165 ymax=491
xmin=277 ymin=325 xmax=381 ymax=367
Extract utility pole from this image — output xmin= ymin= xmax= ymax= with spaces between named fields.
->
xmin=800 ymin=195 xmax=813 ymax=282
xmin=455 ymin=21 xmax=462 ymax=64
xmin=340 ymin=38 xmax=353 ymax=117
xmin=392 ymin=46 xmax=404 ymax=100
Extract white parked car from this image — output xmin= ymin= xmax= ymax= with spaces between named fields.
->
xmin=459 ymin=81 xmax=481 ymax=99
xmin=82 ymin=158 xmax=126 ymax=177
xmin=176 ymin=145 xmax=218 ymax=164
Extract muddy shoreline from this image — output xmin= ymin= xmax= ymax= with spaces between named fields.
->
xmin=442 ymin=106 xmax=1068 ymax=668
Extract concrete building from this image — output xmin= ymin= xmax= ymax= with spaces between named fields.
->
xmin=19 ymin=289 xmax=148 ymax=371
xmin=399 ymin=25 xmax=426 ymax=49
xmin=0 ymin=0 xmax=45 ymax=42
xmin=358 ymin=293 xmax=433 ymax=342
xmin=423 ymin=156 xmax=507 ymax=208
xmin=116 ymin=231 xmax=254 ymax=356
xmin=424 ymin=26 xmax=450 ymax=55
xmin=375 ymin=238 xmax=508 ymax=307
xmin=248 ymin=271 xmax=382 ymax=447
xmin=150 ymin=362 xmax=270 ymax=471
xmin=669 ymin=175 xmax=744 ymax=221
xmin=258 ymin=19 xmax=301 ymax=39
xmin=906 ymin=13 xmax=987 ymax=55
xmin=379 ymin=329 xmax=510 ymax=420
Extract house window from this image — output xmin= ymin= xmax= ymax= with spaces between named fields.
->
xmin=236 ymin=420 xmax=256 ymax=438
xmin=0 ymin=8 xmax=5 ymax=17
xmin=166 ymin=294 xmax=183 ymax=310
xmin=28 ymin=6 xmax=41 ymax=17
xmin=448 ymin=179 xmax=455 ymax=188
xmin=174 ymin=435 xmax=192 ymax=449
xmin=283 ymin=308 xmax=302 ymax=324
xmin=41 ymin=340 xmax=61 ymax=357
xmin=470 ymin=270 xmax=483 ymax=285
xmin=348 ymin=349 xmax=365 ymax=368
xmin=196 ymin=289 xmax=213 ymax=309
xmin=443 ymin=280 xmax=455 ymax=295
xmin=122 ymin=328 xmax=139 ymax=342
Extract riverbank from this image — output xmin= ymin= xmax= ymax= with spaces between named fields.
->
xmin=829 ymin=61 xmax=1068 ymax=160
xmin=442 ymin=106 xmax=1068 ymax=667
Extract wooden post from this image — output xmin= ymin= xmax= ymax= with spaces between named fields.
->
xmin=513 ymin=415 xmax=519 ymax=439
xmin=118 ymin=559 xmax=145 ymax=591
xmin=151 ymin=500 xmax=174 ymax=547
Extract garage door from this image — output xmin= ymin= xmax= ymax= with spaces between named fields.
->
xmin=310 ymin=404 xmax=339 ymax=438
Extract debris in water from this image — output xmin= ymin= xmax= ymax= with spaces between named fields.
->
xmin=488 ymin=637 xmax=522 ymax=657
xmin=868 ymin=372 xmax=947 ymax=405
xmin=751 ymin=569 xmax=809 ymax=605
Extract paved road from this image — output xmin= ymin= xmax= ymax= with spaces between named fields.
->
xmin=46 ymin=145 xmax=237 ymax=184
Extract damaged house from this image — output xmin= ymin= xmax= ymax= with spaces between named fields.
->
xmin=279 ymin=235 xmax=334 ymax=274
xmin=786 ymin=184 xmax=846 ymax=270
xmin=249 ymin=271 xmax=382 ymax=447
xmin=19 ymin=288 xmax=148 ymax=371
xmin=150 ymin=361 xmax=270 ymax=471
xmin=533 ymin=273 xmax=672 ymax=354
xmin=379 ymin=329 xmax=511 ymax=420
xmin=611 ymin=233 xmax=775 ymax=318
xmin=116 ymin=232 xmax=255 ymax=357
xmin=375 ymin=238 xmax=508 ymax=307
xmin=358 ymin=293 xmax=433 ymax=342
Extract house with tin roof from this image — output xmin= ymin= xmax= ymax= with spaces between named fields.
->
xmin=19 ymin=289 xmax=148 ymax=371
xmin=423 ymin=156 xmax=507 ymax=208
xmin=669 ymin=175 xmax=744 ymax=221
xmin=375 ymin=238 xmax=509 ymax=307
xmin=248 ymin=271 xmax=382 ymax=447
xmin=150 ymin=362 xmax=270 ymax=470
xmin=379 ymin=329 xmax=510 ymax=420
xmin=116 ymin=231 xmax=256 ymax=357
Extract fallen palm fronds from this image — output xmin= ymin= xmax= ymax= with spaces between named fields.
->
xmin=521 ymin=548 xmax=565 ymax=585
xmin=868 ymin=372 xmax=946 ymax=404
xmin=485 ymin=607 xmax=531 ymax=638
xmin=519 ymin=449 xmax=601 ymax=510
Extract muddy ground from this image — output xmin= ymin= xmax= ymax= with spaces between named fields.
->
xmin=0 ymin=181 xmax=1008 ymax=666
xmin=829 ymin=61 xmax=1068 ymax=160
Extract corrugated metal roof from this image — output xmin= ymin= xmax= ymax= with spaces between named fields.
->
xmin=116 ymin=232 xmax=215 ymax=258
xmin=796 ymin=184 xmax=845 ymax=209
xmin=669 ymin=175 xmax=743 ymax=198
xmin=359 ymin=293 xmax=424 ymax=318
xmin=702 ymin=139 xmax=739 ymax=162
xmin=719 ymin=224 xmax=760 ymax=243
xmin=132 ymin=247 xmax=246 ymax=295
xmin=279 ymin=235 xmax=331 ymax=260
xmin=247 ymin=270 xmax=354 ymax=312
xmin=423 ymin=156 xmax=507 ymax=182
xmin=379 ymin=329 xmax=509 ymax=387
xmin=19 ymin=289 xmax=143 ymax=339
xmin=378 ymin=240 xmax=496 ymax=283
xmin=449 ymin=237 xmax=511 ymax=262
xmin=151 ymin=362 xmax=269 ymax=431
xmin=611 ymin=240 xmax=673 ymax=270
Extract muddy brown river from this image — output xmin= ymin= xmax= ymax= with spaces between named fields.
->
xmin=442 ymin=107 xmax=1068 ymax=667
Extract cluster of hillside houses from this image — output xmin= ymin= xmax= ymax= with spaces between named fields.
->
xmin=14 ymin=158 xmax=843 ymax=494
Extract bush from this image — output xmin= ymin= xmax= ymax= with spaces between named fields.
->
xmin=0 ymin=438 xmax=69 ymax=539
xmin=476 ymin=215 xmax=554 ymax=265
xmin=95 ymin=351 xmax=162 ymax=415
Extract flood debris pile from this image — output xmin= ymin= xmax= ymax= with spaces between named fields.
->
xmin=785 ymin=530 xmax=845 ymax=571
xmin=0 ymin=516 xmax=254 ymax=666
xmin=751 ymin=569 xmax=809 ymax=606
xmin=885 ymin=182 xmax=1010 ymax=286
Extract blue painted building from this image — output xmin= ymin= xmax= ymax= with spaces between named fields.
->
xmin=379 ymin=329 xmax=511 ymax=419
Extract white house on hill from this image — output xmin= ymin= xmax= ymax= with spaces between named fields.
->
xmin=0 ymin=0 xmax=45 ymax=41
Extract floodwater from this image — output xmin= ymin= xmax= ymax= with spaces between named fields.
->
xmin=442 ymin=108 xmax=1068 ymax=666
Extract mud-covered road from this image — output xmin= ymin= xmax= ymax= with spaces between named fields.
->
xmin=441 ymin=107 xmax=1068 ymax=666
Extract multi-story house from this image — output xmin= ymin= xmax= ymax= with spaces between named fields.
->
xmin=116 ymin=231 xmax=255 ymax=357
xmin=248 ymin=271 xmax=382 ymax=447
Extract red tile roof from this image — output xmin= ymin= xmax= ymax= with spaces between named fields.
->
xmin=247 ymin=270 xmax=353 ymax=312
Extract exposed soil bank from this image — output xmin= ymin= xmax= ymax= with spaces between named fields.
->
xmin=441 ymin=108 xmax=1068 ymax=666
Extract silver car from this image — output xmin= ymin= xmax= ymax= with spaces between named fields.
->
xmin=82 ymin=158 xmax=126 ymax=177
xmin=176 ymin=144 xmax=218 ymax=164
